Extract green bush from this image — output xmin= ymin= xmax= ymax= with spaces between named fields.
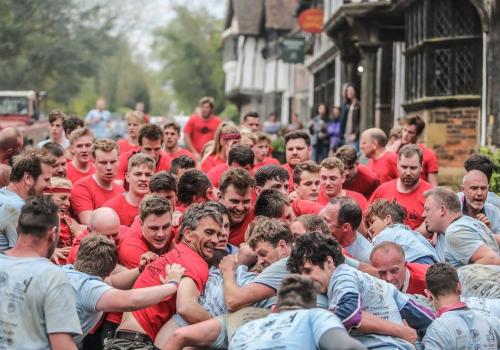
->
xmin=479 ymin=146 xmax=500 ymax=194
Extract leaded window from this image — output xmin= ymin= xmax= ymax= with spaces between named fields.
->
xmin=405 ymin=0 xmax=481 ymax=103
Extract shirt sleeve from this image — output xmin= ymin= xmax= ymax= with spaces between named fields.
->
xmin=425 ymin=148 xmax=439 ymax=173
xmin=311 ymin=309 xmax=346 ymax=347
xmin=445 ymin=226 xmax=485 ymax=265
xmin=71 ymin=182 xmax=94 ymax=214
xmin=183 ymin=118 xmax=194 ymax=136
xmin=252 ymin=259 xmax=288 ymax=291
xmin=80 ymin=278 xmax=113 ymax=312
xmin=44 ymin=270 xmax=82 ymax=335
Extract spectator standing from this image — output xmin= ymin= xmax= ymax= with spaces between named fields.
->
xmin=343 ymin=84 xmax=361 ymax=150
xmin=327 ymin=106 xmax=343 ymax=153
xmin=85 ymin=97 xmax=111 ymax=139
xmin=263 ymin=112 xmax=281 ymax=137
xmin=309 ymin=104 xmax=331 ymax=162
xmin=183 ymin=97 xmax=221 ymax=158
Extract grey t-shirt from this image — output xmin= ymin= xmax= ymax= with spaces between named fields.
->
xmin=62 ymin=265 xmax=112 ymax=348
xmin=345 ymin=232 xmax=373 ymax=264
xmin=457 ymin=264 xmax=500 ymax=299
xmin=445 ymin=216 xmax=500 ymax=268
xmin=0 ymin=188 xmax=25 ymax=252
xmin=0 ymin=254 xmax=81 ymax=349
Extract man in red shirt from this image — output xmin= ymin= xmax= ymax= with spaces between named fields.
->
xmin=292 ymin=160 xmax=321 ymax=202
xmin=388 ymin=115 xmax=439 ymax=187
xmin=336 ymin=145 xmax=380 ymax=199
xmin=183 ymin=96 xmax=221 ymax=158
xmin=255 ymin=164 xmax=323 ymax=216
xmin=207 ymin=145 xmax=254 ymax=188
xmin=103 ymin=153 xmax=155 ymax=226
xmin=66 ymin=127 xmax=95 ymax=184
xmin=41 ymin=142 xmax=67 ymax=178
xmin=116 ymin=124 xmax=171 ymax=187
xmin=176 ymin=169 xmax=217 ymax=213
xmin=283 ymin=130 xmax=312 ymax=190
xmin=149 ymin=171 xmax=178 ymax=211
xmin=163 ymin=120 xmax=196 ymax=161
xmin=253 ymin=132 xmax=280 ymax=169
xmin=71 ymin=138 xmax=124 ymax=224
xmin=360 ymin=128 xmax=398 ymax=183
xmin=369 ymin=144 xmax=432 ymax=230
xmin=107 ymin=204 xmax=223 ymax=347
xmin=67 ymin=207 xmax=122 ymax=264
xmin=318 ymin=157 xmax=368 ymax=212
xmin=218 ymin=168 xmax=254 ymax=246
xmin=241 ymin=111 xmax=261 ymax=132
xmin=370 ymin=241 xmax=429 ymax=295
xmin=117 ymin=110 xmax=144 ymax=155
xmin=169 ymin=156 xmax=196 ymax=180
xmin=254 ymin=189 xmax=296 ymax=224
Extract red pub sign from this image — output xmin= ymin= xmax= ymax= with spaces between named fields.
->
xmin=297 ymin=8 xmax=324 ymax=33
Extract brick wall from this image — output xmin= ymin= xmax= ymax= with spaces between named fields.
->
xmin=410 ymin=107 xmax=480 ymax=187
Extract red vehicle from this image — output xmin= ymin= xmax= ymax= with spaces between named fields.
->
xmin=0 ymin=90 xmax=50 ymax=145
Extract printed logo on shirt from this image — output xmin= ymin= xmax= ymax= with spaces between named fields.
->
xmin=200 ymin=126 xmax=213 ymax=134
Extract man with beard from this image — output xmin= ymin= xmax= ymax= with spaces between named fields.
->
xmin=335 ymin=145 xmax=380 ymax=199
xmin=0 ymin=196 xmax=82 ymax=349
xmin=104 ymin=204 xmax=223 ymax=349
xmin=41 ymin=142 xmax=67 ymax=178
xmin=423 ymin=187 xmax=500 ymax=267
xmin=163 ymin=120 xmax=196 ymax=160
xmin=283 ymin=130 xmax=312 ymax=190
xmin=292 ymin=160 xmax=321 ymax=202
xmin=387 ymin=115 xmax=439 ymax=187
xmin=369 ymin=144 xmax=432 ymax=230
xmin=218 ymin=168 xmax=255 ymax=246
xmin=103 ymin=153 xmax=155 ymax=226
xmin=0 ymin=148 xmax=52 ymax=252
xmin=183 ymin=96 xmax=222 ymax=158
xmin=116 ymin=124 xmax=172 ymax=187
xmin=458 ymin=170 xmax=500 ymax=234
xmin=66 ymin=127 xmax=96 ymax=184
xmin=71 ymin=139 xmax=124 ymax=225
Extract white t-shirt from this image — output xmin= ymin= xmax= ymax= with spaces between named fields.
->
xmin=345 ymin=232 xmax=373 ymax=264
xmin=0 ymin=188 xmax=25 ymax=252
xmin=0 ymin=254 xmax=81 ymax=349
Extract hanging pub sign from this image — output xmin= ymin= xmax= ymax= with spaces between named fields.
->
xmin=297 ymin=8 xmax=324 ymax=33
xmin=282 ymin=37 xmax=305 ymax=64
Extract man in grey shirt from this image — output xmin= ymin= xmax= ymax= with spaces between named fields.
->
xmin=423 ymin=187 xmax=500 ymax=268
xmin=0 ymin=196 xmax=81 ymax=349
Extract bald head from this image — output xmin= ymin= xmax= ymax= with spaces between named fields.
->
xmin=462 ymin=170 xmax=489 ymax=210
xmin=0 ymin=127 xmax=23 ymax=163
xmin=88 ymin=207 xmax=120 ymax=241
xmin=363 ymin=128 xmax=387 ymax=147
xmin=360 ymin=128 xmax=387 ymax=159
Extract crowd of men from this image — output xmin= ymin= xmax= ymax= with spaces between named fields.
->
xmin=0 ymin=96 xmax=499 ymax=350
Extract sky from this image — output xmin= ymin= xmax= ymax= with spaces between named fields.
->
xmin=115 ymin=0 xmax=227 ymax=70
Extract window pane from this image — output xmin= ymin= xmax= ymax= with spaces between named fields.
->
xmin=433 ymin=48 xmax=451 ymax=95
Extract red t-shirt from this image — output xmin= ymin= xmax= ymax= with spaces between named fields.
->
xmin=397 ymin=143 xmax=439 ymax=181
xmin=254 ymin=157 xmax=280 ymax=170
xmin=107 ymin=216 xmax=172 ymax=325
xmin=229 ymin=210 xmax=255 ymax=246
xmin=66 ymin=161 xmax=95 ymax=184
xmin=405 ymin=263 xmax=429 ymax=295
xmin=166 ymin=148 xmax=197 ymax=161
xmin=183 ymin=115 xmax=221 ymax=153
xmin=369 ymin=179 xmax=432 ymax=229
xmin=291 ymin=199 xmax=324 ymax=216
xmin=67 ymin=229 xmax=89 ymax=264
xmin=343 ymin=164 xmax=381 ymax=199
xmin=282 ymin=163 xmax=295 ymax=192
xmin=117 ymin=150 xmax=171 ymax=181
xmin=131 ymin=243 xmax=209 ymax=340
xmin=206 ymin=163 xmax=229 ymax=188
xmin=201 ymin=154 xmax=225 ymax=174
xmin=117 ymin=139 xmax=140 ymax=155
xmin=318 ymin=189 xmax=368 ymax=213
xmin=71 ymin=176 xmax=125 ymax=215
xmin=103 ymin=193 xmax=139 ymax=226
xmin=368 ymin=151 xmax=398 ymax=183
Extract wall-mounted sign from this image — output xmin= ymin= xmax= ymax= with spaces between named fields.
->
xmin=297 ymin=8 xmax=324 ymax=33
xmin=282 ymin=37 xmax=305 ymax=64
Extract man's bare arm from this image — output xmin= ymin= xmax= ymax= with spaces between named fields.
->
xmin=176 ymin=277 xmax=211 ymax=324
